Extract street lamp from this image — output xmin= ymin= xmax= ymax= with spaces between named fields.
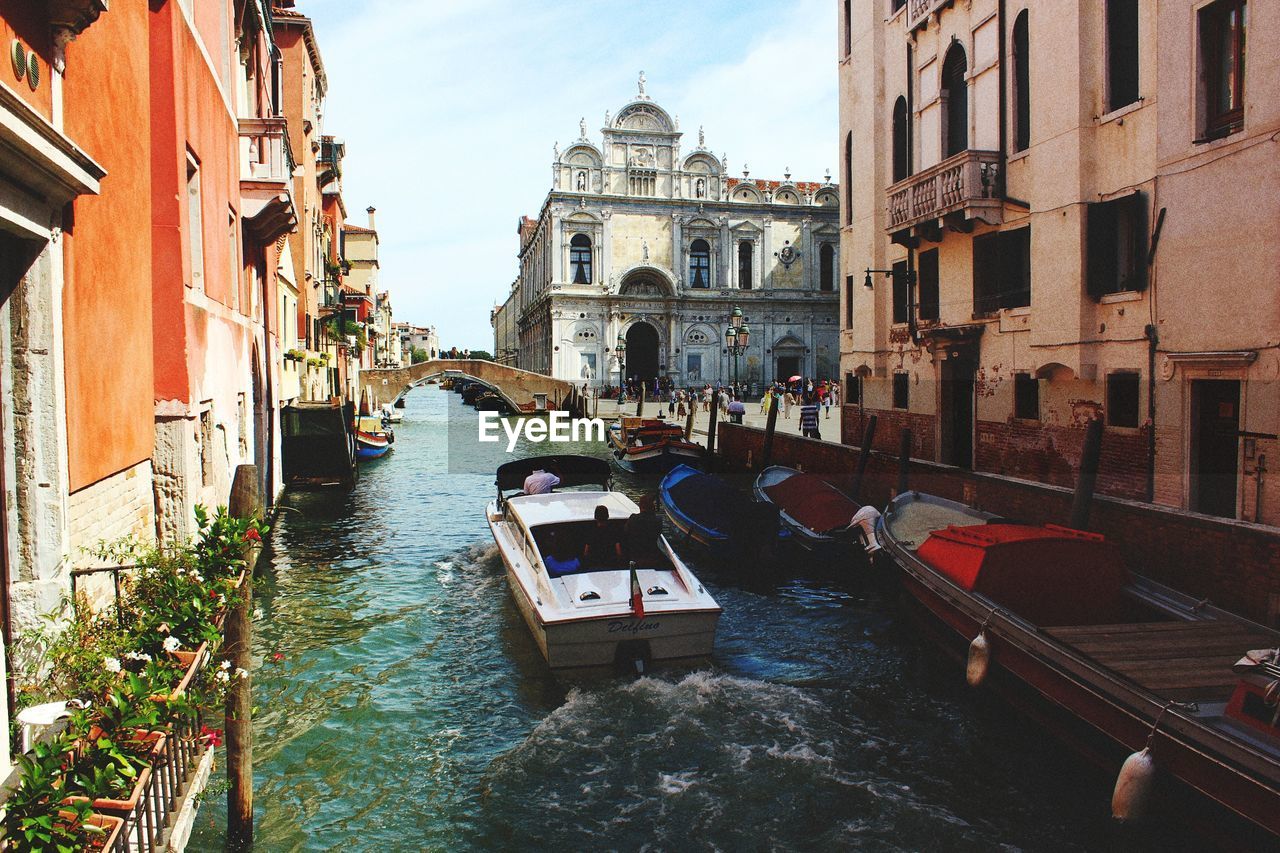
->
xmin=615 ymin=334 xmax=627 ymax=401
xmin=725 ymin=306 xmax=750 ymax=387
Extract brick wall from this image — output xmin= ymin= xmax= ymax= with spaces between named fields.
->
xmin=841 ymin=405 xmax=937 ymax=460
xmin=67 ymin=460 xmax=156 ymax=559
xmin=974 ymin=419 xmax=1150 ymax=501
xmin=717 ymin=422 xmax=1280 ymax=624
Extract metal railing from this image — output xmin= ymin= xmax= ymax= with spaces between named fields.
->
xmin=885 ymin=149 xmax=1002 ymax=232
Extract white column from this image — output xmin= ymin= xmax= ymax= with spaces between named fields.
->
xmin=550 ymin=211 xmax=562 ymax=284
xmin=719 ymin=220 xmax=731 ymax=288
xmin=671 ymin=214 xmax=682 ymax=284
xmin=761 ymin=219 xmax=772 ymax=289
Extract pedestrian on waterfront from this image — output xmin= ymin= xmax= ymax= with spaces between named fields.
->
xmin=800 ymin=393 xmax=821 ymax=440
xmin=523 ymin=465 xmax=560 ymax=495
xmin=718 ymin=387 xmax=730 ymax=414
xmin=783 ymin=390 xmax=795 ymax=420
xmin=727 ymin=394 xmax=746 ymax=424
xmin=623 ymin=495 xmax=662 ymax=562
xmin=668 ymin=387 xmax=676 ymax=415
xmin=831 ymin=383 xmax=841 ymax=410
xmin=583 ymin=504 xmax=622 ymax=566
xmin=702 ymin=385 xmax=712 ymax=413
xmin=543 ymin=531 xmax=581 ymax=578
xmin=676 ymin=389 xmax=688 ymax=417
xmin=760 ymin=388 xmax=772 ymax=415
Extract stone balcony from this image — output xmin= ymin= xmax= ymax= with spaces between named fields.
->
xmin=907 ymin=0 xmax=950 ymax=31
xmin=885 ymin=149 xmax=1003 ymax=235
xmin=240 ymin=116 xmax=295 ymax=185
xmin=239 ymin=116 xmax=297 ymax=243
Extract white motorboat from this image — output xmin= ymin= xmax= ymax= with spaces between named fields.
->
xmin=380 ymin=403 xmax=403 ymax=423
xmin=486 ymin=455 xmax=721 ymax=672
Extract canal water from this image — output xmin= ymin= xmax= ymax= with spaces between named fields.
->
xmin=190 ymin=387 xmax=1191 ymax=852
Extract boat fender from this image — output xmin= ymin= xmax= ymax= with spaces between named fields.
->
xmin=966 ymin=630 xmax=990 ymax=687
xmin=1111 ymin=747 xmax=1156 ymax=822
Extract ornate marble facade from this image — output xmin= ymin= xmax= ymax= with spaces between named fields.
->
xmin=509 ymin=79 xmax=841 ymax=388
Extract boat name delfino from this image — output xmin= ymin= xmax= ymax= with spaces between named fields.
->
xmin=607 ymin=619 xmax=661 ymax=635
xmin=478 ymin=411 xmax=607 ymax=452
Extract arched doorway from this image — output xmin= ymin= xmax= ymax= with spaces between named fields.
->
xmin=624 ymin=322 xmax=659 ymax=385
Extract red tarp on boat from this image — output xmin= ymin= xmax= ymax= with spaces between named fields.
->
xmin=916 ymin=523 xmax=1131 ymax=626
xmin=764 ymin=473 xmax=860 ymax=534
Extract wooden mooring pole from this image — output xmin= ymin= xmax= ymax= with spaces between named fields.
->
xmin=1070 ymin=417 xmax=1105 ymax=530
xmin=705 ymin=397 xmax=719 ymax=472
xmin=684 ymin=400 xmax=696 ymax=441
xmin=851 ymin=415 xmax=878 ymax=501
xmin=227 ymin=464 xmax=261 ymax=851
xmin=637 ymin=383 xmax=645 ymax=418
xmin=761 ymin=389 xmax=780 ymax=470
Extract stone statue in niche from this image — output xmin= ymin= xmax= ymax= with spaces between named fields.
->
xmin=642 ymin=240 xmax=650 ymax=263
xmin=577 ymin=171 xmax=587 ymax=191
xmin=695 ymin=178 xmax=706 ymax=199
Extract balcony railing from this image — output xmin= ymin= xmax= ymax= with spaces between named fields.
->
xmin=907 ymin=0 xmax=948 ymax=31
xmin=320 ymin=278 xmax=341 ymax=310
xmin=239 ymin=116 xmax=295 ymax=184
xmin=885 ymin=149 xmax=1002 ymax=233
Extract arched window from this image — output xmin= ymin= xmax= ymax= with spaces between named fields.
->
xmin=892 ymin=96 xmax=910 ymax=182
xmin=941 ymin=44 xmax=969 ymax=158
xmin=570 ymin=234 xmax=592 ymax=284
xmin=844 ymin=131 xmax=853 ymax=224
xmin=688 ymin=239 xmax=711 ymax=288
xmin=1013 ymin=11 xmax=1030 ymax=152
xmin=738 ymin=241 xmax=753 ymax=290
xmin=820 ymin=244 xmax=836 ymax=291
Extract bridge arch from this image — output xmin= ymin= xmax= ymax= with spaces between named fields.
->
xmin=359 ymin=359 xmax=578 ymax=413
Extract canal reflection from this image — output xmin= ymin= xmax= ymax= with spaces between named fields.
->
xmin=188 ymin=386 xmax=1197 ymax=852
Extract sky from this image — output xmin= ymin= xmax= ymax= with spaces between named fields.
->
xmin=303 ymin=0 xmax=839 ymax=350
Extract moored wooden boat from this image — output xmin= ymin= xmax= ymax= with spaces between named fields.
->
xmin=878 ymin=490 xmax=1280 ymax=840
xmin=355 ymin=415 xmax=393 ymax=460
xmin=659 ymin=464 xmax=785 ymax=559
xmin=474 ymin=391 xmax=513 ymax=414
xmin=607 ymin=417 xmax=704 ymax=474
xmin=753 ymin=465 xmax=879 ymax=558
xmin=486 ymin=455 xmax=720 ymax=671
xmin=281 ymin=401 xmax=357 ymax=488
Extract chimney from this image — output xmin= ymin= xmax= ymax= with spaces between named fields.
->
xmin=366 ymin=206 xmax=376 ymax=231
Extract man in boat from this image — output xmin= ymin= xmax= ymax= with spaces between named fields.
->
xmin=543 ymin=530 xmax=581 ymax=577
xmin=523 ymin=465 xmax=561 ymax=495
xmin=623 ymin=495 xmax=663 ymax=563
xmin=583 ymin=504 xmax=623 ymax=566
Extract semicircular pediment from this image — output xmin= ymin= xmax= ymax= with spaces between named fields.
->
xmin=614 ymin=101 xmax=675 ymax=133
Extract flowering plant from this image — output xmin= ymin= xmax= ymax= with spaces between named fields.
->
xmin=7 ymin=503 xmax=266 ymax=841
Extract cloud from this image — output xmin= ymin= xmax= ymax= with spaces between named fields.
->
xmin=303 ymin=0 xmax=837 ymax=347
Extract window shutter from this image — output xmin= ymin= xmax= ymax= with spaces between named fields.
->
xmin=972 ymin=233 xmax=998 ymax=314
xmin=1086 ymin=201 xmax=1117 ymax=299
xmin=1130 ymin=191 xmax=1150 ymax=292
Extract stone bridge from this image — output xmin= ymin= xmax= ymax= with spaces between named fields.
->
xmin=360 ymin=360 xmax=578 ymax=413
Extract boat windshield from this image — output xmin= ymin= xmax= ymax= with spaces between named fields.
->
xmin=531 ymin=519 xmax=668 ymax=577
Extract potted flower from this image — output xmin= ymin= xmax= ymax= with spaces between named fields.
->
xmin=2 ymin=734 xmax=125 ymax=852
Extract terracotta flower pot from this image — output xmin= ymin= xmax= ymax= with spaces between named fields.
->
xmin=168 ymin=641 xmax=209 ymax=699
xmin=67 ymin=730 xmax=167 ymax=816
xmin=56 ymin=811 xmax=124 ymax=852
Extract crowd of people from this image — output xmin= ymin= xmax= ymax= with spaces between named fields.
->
xmin=595 ymin=376 xmax=842 ymax=441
